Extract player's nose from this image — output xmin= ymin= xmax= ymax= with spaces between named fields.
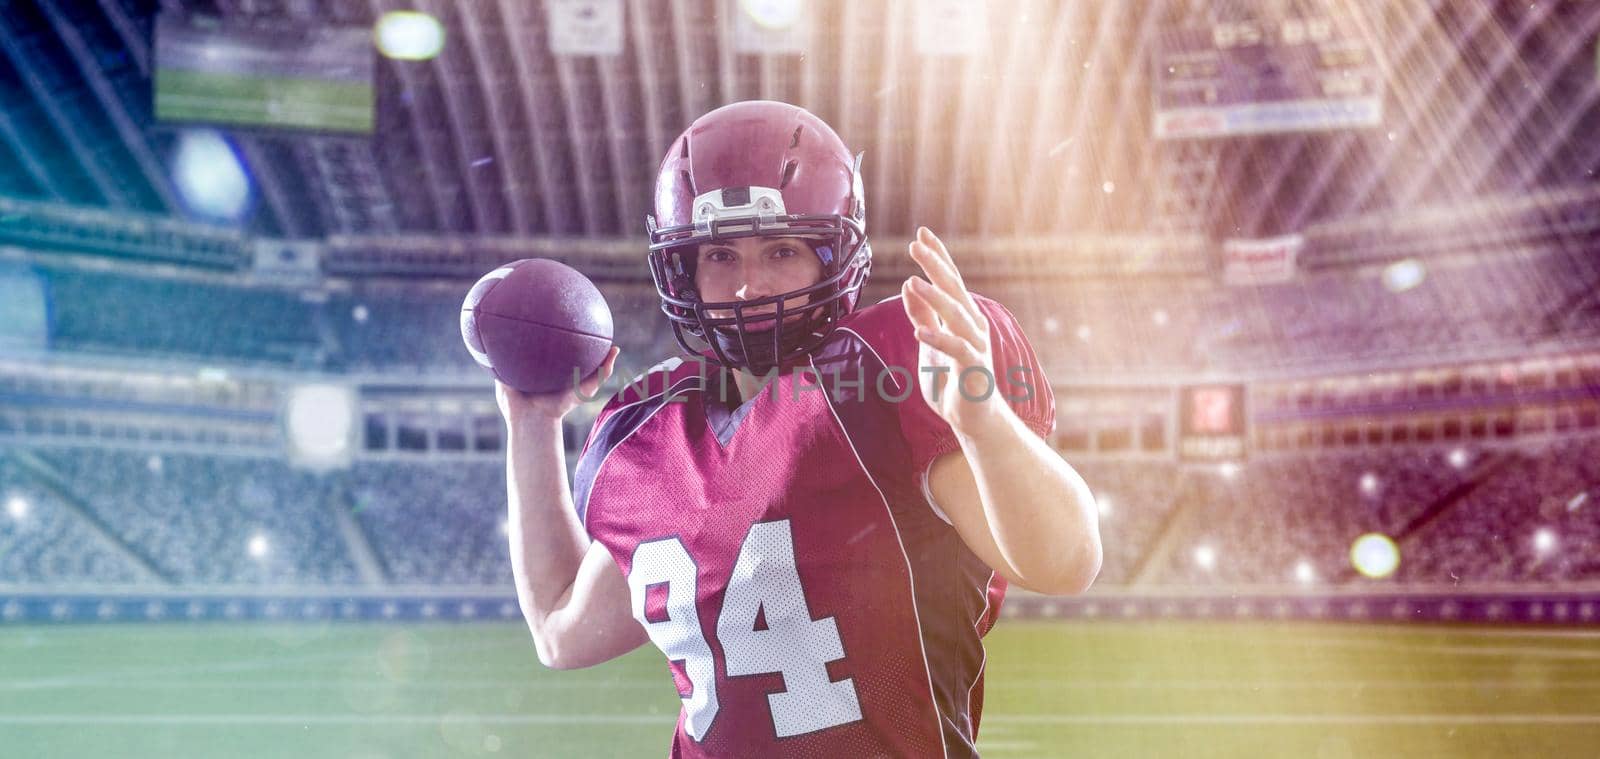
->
xmin=734 ymin=282 xmax=772 ymax=302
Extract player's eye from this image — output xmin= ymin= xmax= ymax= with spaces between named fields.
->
xmin=770 ymin=246 xmax=798 ymax=260
xmin=704 ymin=248 xmax=735 ymax=263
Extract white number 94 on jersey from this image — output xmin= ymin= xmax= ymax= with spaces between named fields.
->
xmin=627 ymin=519 xmax=864 ymax=740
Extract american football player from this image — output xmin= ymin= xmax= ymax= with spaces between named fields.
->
xmin=498 ymin=100 xmax=1101 ymax=758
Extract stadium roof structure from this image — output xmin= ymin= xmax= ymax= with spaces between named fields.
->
xmin=0 ymin=1 xmax=1599 ymax=245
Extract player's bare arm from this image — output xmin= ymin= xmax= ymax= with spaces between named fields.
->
xmin=903 ymin=227 xmax=1103 ymax=595
xmin=499 ymin=346 xmax=649 ymax=668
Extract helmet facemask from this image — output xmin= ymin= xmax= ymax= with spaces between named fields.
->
xmin=648 ymin=185 xmax=870 ymax=377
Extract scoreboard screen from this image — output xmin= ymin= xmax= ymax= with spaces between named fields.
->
xmin=1179 ymin=384 xmax=1249 ymax=461
xmin=1154 ymin=13 xmax=1382 ymax=139
xmin=155 ymin=13 xmax=374 ymax=134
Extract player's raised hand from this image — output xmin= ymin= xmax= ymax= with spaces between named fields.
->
xmin=497 ymin=345 xmax=620 ymax=429
xmin=900 ymin=227 xmax=1003 ymax=434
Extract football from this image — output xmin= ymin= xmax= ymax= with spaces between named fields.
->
xmin=460 ymin=258 xmax=614 ymax=394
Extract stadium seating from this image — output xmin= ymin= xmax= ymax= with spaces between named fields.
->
xmin=1126 ymin=443 xmax=1593 ymax=587
xmin=1072 ymin=460 xmax=1183 ymax=585
xmin=1398 ymin=438 xmax=1600 ymax=584
xmin=44 ymin=268 xmax=323 ymax=367
xmin=994 ymin=251 xmax=1600 ymax=379
xmin=1143 ymin=448 xmax=1485 ymax=585
xmin=4 ymin=436 xmax=1598 ymax=591
xmin=31 ymin=244 xmax=1600 ymax=383
xmin=346 ymin=460 xmax=510 ymax=586
xmin=31 ymin=449 xmax=360 ymax=586
xmin=325 ymin=294 xmax=474 ymax=373
xmin=0 ymin=458 xmax=143 ymax=584
xmin=325 ymin=285 xmax=672 ymax=375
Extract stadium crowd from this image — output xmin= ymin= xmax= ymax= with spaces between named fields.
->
xmin=32 ymin=449 xmax=359 ymax=586
xmin=1399 ymin=437 xmax=1600 ymax=584
xmin=0 ymin=459 xmax=143 ymax=585
xmin=43 ymin=267 xmax=323 ymax=367
xmin=2 ymin=438 xmax=1597 ymax=591
xmin=348 ymin=460 xmax=509 ymax=586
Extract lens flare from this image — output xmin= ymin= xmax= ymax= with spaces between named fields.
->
xmin=1350 ymin=533 xmax=1400 ymax=579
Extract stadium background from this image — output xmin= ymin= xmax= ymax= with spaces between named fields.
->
xmin=2 ymin=0 xmax=1599 ymax=756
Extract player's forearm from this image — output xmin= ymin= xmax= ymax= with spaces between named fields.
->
xmin=955 ymin=405 xmax=1102 ymax=595
xmin=504 ymin=416 xmax=590 ymax=657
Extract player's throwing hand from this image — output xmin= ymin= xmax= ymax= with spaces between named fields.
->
xmin=496 ymin=345 xmax=621 ymax=428
xmin=901 ymin=226 xmax=1007 ymax=435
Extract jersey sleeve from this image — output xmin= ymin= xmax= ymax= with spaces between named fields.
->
xmin=568 ymin=357 xmax=693 ymax=532
xmin=573 ymin=390 xmax=629 ymax=462
xmin=567 ymin=391 xmax=629 ymax=533
xmin=891 ymin=293 xmax=1056 ymax=481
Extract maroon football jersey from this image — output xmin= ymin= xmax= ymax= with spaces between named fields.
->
xmin=572 ymin=295 xmax=1054 ymax=758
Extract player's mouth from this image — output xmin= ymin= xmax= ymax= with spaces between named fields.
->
xmin=741 ymin=310 xmax=811 ymax=328
xmin=708 ymin=305 xmax=810 ymax=328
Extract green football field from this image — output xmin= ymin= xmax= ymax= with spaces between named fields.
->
xmin=2 ymin=620 xmax=1596 ymax=757
xmin=155 ymin=69 xmax=374 ymax=132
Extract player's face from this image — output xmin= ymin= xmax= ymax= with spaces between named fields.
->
xmin=694 ymin=236 xmax=823 ymax=328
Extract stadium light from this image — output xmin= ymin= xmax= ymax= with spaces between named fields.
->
xmin=1533 ymin=528 xmax=1557 ymax=556
xmin=1294 ymin=560 xmax=1316 ymax=585
xmin=1042 ymin=316 xmax=1060 ymax=334
xmin=1101 ymin=180 xmax=1115 ymax=195
xmin=1569 ymin=492 xmax=1589 ymax=512
xmin=1448 ymin=448 xmax=1470 ymax=469
xmin=375 ymin=11 xmax=445 ymax=61
xmin=1359 ymin=472 xmax=1379 ymax=495
xmin=1350 ymin=533 xmax=1400 ymax=579
xmin=172 ymin=130 xmax=251 ymax=220
xmin=1193 ymin=544 xmax=1216 ymax=571
xmin=1075 ymin=324 xmax=1092 ymax=342
xmin=498 ymin=518 xmax=509 ymax=536
xmin=1382 ymin=258 xmax=1426 ymax=293
xmin=352 ymin=304 xmax=369 ymax=323
xmin=5 ymin=494 xmax=28 ymax=520
xmin=1152 ymin=309 xmax=1169 ymax=326
xmin=1096 ymin=494 xmax=1113 ymax=518
xmin=285 ymin=383 xmax=358 ymax=470
xmin=739 ymin=0 xmax=803 ymax=30
xmin=147 ymin=455 xmax=163 ymax=474
xmin=1217 ymin=461 xmax=1241 ymax=479
xmin=247 ymin=533 xmax=270 ymax=559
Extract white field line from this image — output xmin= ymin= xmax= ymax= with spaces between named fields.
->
xmin=0 ymin=713 xmax=1597 ymax=727
xmin=1327 ymin=626 xmax=1600 ymax=641
xmin=973 ymin=740 xmax=1039 ymax=751
xmin=0 ymin=635 xmax=529 ymax=690
xmin=1301 ymin=638 xmax=1600 ymax=660
xmin=1402 ymin=644 xmax=1600 ymax=660
xmin=4 ymin=644 xmax=1594 ymax=701
xmin=0 ymin=623 xmax=529 ymax=645
xmin=7 ymin=677 xmax=1600 ymax=693
xmin=986 ymin=714 xmax=1600 ymax=726
xmin=0 ymin=678 xmax=669 ymax=691
xmin=1097 ymin=620 xmax=1600 ymax=644
xmin=996 ymin=678 xmax=1600 ymax=690
xmin=0 ymin=713 xmax=666 ymax=726
xmin=1197 ymin=630 xmax=1600 ymax=661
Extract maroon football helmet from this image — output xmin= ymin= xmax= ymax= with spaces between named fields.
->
xmin=647 ymin=100 xmax=871 ymax=375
